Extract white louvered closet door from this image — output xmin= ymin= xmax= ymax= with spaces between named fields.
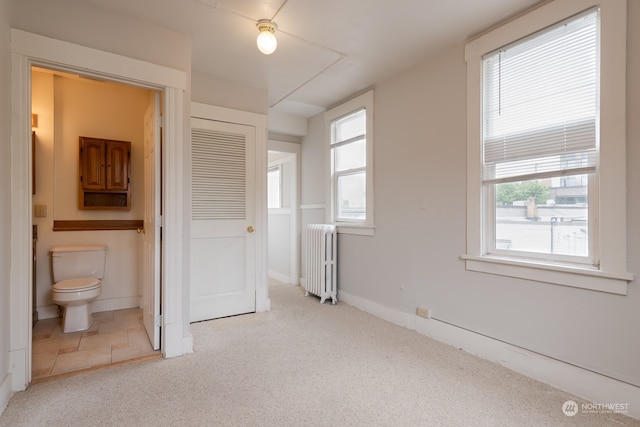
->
xmin=190 ymin=117 xmax=256 ymax=322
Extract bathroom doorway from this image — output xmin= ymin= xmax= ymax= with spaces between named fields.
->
xmin=11 ymin=30 xmax=189 ymax=390
xmin=29 ymin=66 xmax=162 ymax=380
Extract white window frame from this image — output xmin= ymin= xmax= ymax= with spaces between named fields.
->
xmin=325 ymin=90 xmax=375 ymax=236
xmin=463 ymin=0 xmax=633 ymax=295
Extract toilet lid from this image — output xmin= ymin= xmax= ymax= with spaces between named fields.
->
xmin=53 ymin=277 xmax=101 ymax=293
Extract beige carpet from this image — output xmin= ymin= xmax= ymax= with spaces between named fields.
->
xmin=1 ymin=281 xmax=638 ymax=426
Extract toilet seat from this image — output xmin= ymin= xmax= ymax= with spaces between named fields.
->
xmin=53 ymin=277 xmax=101 ymax=293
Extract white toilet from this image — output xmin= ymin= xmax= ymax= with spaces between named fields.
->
xmin=50 ymin=245 xmax=107 ymax=333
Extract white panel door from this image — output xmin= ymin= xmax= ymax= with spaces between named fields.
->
xmin=190 ymin=117 xmax=256 ymax=322
xmin=141 ymin=92 xmax=161 ymax=349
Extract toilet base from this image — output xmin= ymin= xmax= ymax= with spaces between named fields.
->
xmin=60 ymin=303 xmax=94 ymax=333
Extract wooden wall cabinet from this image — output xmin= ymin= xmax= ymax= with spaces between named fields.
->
xmin=79 ymin=136 xmax=131 ymax=210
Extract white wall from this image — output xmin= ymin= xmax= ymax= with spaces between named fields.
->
xmin=9 ymin=0 xmax=190 ymax=73
xmin=268 ymin=213 xmax=291 ymax=281
xmin=32 ymin=71 xmax=152 ymax=318
xmin=0 ymin=0 xmax=12 ymax=414
xmin=300 ymin=114 xmax=327 ymax=280
xmin=300 ymin=2 xmax=640 ymax=390
xmin=192 ymin=71 xmax=267 ymax=115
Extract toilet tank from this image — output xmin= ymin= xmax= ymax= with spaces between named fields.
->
xmin=50 ymin=245 xmax=107 ymax=282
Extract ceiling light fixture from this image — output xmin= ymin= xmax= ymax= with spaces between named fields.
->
xmin=256 ymin=19 xmax=278 ymax=55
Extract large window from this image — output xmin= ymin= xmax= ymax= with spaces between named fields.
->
xmin=483 ymin=9 xmax=597 ymax=264
xmin=325 ymin=90 xmax=374 ymax=235
xmin=464 ymin=0 xmax=632 ymax=294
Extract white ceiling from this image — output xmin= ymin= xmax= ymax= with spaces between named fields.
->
xmin=79 ymin=0 xmax=544 ymax=118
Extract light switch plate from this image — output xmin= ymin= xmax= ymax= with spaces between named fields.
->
xmin=34 ymin=204 xmax=47 ymax=217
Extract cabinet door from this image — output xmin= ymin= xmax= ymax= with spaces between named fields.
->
xmin=106 ymin=141 xmax=130 ymax=190
xmin=80 ymin=138 xmax=105 ymax=190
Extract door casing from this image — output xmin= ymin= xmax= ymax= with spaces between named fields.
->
xmin=190 ymin=102 xmax=271 ymax=317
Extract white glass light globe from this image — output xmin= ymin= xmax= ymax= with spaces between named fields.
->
xmin=257 ymin=31 xmax=277 ymax=55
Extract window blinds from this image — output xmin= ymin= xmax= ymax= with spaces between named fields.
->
xmin=482 ymin=8 xmax=598 ymax=184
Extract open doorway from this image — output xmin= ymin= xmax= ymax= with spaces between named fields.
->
xmin=29 ymin=66 xmax=162 ymax=381
xmin=11 ymin=29 xmax=189 ymax=391
xmin=267 ymin=142 xmax=300 ymax=286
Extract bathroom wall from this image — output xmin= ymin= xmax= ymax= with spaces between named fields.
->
xmin=32 ymin=69 xmax=153 ymax=319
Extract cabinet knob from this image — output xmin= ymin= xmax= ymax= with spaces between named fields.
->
xmin=247 ymin=226 xmax=255 ymax=233
xmin=137 ymin=228 xmax=145 ymax=234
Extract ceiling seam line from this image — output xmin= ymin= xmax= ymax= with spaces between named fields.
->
xmin=194 ymin=0 xmax=257 ymax=23
xmin=271 ymin=0 xmax=289 ymax=21
xmin=270 ymin=55 xmax=345 ymax=108
xmin=277 ymin=29 xmax=347 ymax=57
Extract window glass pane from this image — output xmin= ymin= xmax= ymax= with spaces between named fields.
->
xmin=494 ymin=175 xmax=588 ymax=256
xmin=337 ymin=172 xmax=366 ymax=220
xmin=267 ymin=167 xmax=280 ymax=209
xmin=333 ymin=109 xmax=365 ymax=143
xmin=335 ymin=138 xmax=365 ymax=171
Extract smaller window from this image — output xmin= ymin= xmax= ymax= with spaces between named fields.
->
xmin=267 ymin=165 xmax=281 ymax=209
xmin=332 ymin=109 xmax=366 ymax=221
xmin=325 ymin=90 xmax=374 ymax=234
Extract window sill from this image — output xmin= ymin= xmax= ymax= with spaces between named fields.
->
xmin=336 ymin=224 xmax=375 ymax=236
xmin=461 ymin=254 xmax=633 ymax=295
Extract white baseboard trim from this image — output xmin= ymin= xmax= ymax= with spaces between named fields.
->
xmin=268 ymin=270 xmax=291 ymax=284
xmin=38 ymin=297 xmax=141 ymax=321
xmin=37 ymin=305 xmax=59 ymax=320
xmin=0 ymin=373 xmax=13 ymax=417
xmin=93 ymin=296 xmax=140 ymax=313
xmin=339 ymin=290 xmax=640 ymax=420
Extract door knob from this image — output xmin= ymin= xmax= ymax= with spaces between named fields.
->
xmin=247 ymin=226 xmax=255 ymax=233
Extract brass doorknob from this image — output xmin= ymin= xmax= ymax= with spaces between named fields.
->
xmin=247 ymin=226 xmax=255 ymax=233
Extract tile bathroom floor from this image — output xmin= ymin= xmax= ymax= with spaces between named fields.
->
xmin=31 ymin=308 xmax=160 ymax=383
